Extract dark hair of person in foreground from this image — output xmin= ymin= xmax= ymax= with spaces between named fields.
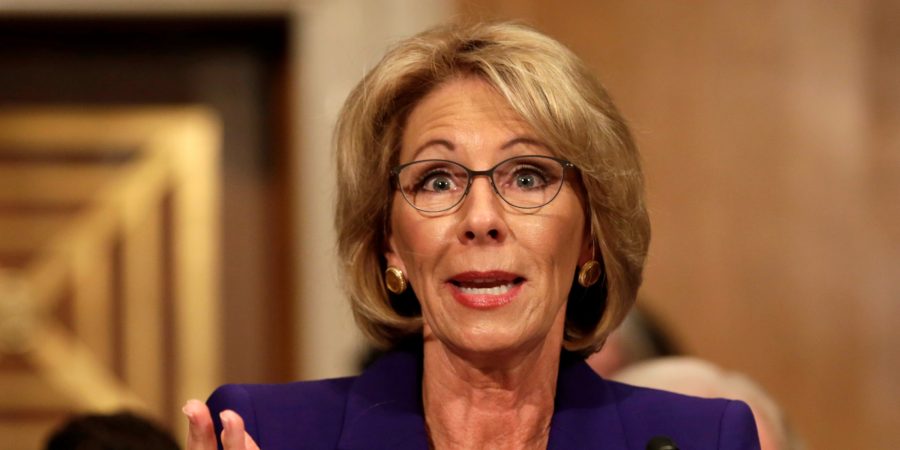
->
xmin=45 ymin=411 xmax=180 ymax=450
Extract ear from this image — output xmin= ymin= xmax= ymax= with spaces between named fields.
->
xmin=383 ymin=230 xmax=408 ymax=273
xmin=578 ymin=223 xmax=595 ymax=266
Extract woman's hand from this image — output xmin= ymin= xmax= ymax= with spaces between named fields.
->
xmin=183 ymin=399 xmax=260 ymax=450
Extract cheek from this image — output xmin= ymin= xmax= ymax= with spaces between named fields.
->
xmin=516 ymin=212 xmax=584 ymax=264
xmin=391 ymin=208 xmax=452 ymax=269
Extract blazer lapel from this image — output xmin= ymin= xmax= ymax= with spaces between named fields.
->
xmin=548 ymin=359 xmax=630 ymax=449
xmin=336 ymin=349 xmax=429 ymax=450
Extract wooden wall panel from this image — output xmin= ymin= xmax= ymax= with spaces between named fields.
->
xmin=458 ymin=1 xmax=899 ymax=448
xmin=0 ymin=108 xmax=221 ymax=450
xmin=0 ymin=16 xmax=293 ymax=386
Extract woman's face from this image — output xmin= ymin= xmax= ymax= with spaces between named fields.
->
xmin=385 ymin=77 xmax=590 ymax=357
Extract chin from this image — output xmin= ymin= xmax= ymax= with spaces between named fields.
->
xmin=440 ymin=325 xmax=550 ymax=360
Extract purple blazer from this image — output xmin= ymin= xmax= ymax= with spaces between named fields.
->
xmin=207 ymin=347 xmax=760 ymax=449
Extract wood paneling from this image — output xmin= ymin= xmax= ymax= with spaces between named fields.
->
xmin=458 ymin=1 xmax=899 ymax=448
xmin=0 ymin=108 xmax=221 ymax=450
xmin=0 ymin=16 xmax=293 ymax=385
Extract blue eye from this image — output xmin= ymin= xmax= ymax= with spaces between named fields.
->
xmin=424 ymin=174 xmax=455 ymax=192
xmin=413 ymin=169 xmax=461 ymax=193
xmin=516 ymin=173 xmax=536 ymax=188
xmin=512 ymin=167 xmax=549 ymax=190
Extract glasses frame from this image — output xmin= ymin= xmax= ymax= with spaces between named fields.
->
xmin=390 ymin=155 xmax=576 ymax=213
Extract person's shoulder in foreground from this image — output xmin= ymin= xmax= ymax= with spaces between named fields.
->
xmin=207 ymin=348 xmax=760 ymax=450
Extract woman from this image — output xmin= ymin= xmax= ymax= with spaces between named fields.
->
xmin=183 ymin=22 xmax=760 ymax=450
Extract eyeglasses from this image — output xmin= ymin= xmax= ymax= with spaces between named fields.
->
xmin=391 ymin=155 xmax=576 ymax=213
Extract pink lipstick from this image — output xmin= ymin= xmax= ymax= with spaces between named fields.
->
xmin=447 ymin=271 xmax=525 ymax=309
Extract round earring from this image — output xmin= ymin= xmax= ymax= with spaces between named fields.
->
xmin=384 ymin=266 xmax=408 ymax=294
xmin=578 ymin=260 xmax=602 ymax=287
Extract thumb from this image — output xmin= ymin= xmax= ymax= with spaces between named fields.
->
xmin=245 ymin=431 xmax=260 ymax=450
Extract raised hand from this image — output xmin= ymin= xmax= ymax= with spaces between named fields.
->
xmin=183 ymin=399 xmax=260 ymax=450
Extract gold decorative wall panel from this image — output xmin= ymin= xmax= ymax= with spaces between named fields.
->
xmin=0 ymin=108 xmax=221 ymax=450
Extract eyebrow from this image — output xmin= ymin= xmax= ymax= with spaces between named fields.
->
xmin=411 ymin=139 xmax=455 ymax=160
xmin=410 ymin=136 xmax=550 ymax=160
xmin=501 ymin=136 xmax=550 ymax=151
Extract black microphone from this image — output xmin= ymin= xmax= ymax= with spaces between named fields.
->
xmin=646 ymin=435 xmax=680 ymax=450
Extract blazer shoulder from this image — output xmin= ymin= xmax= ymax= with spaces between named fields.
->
xmin=609 ymin=381 xmax=760 ymax=450
xmin=207 ymin=377 xmax=356 ymax=450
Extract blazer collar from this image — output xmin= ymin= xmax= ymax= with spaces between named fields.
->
xmin=547 ymin=357 xmax=630 ymax=449
xmin=337 ymin=346 xmax=628 ymax=450
xmin=337 ymin=347 xmax=428 ymax=450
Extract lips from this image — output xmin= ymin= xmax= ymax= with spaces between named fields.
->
xmin=448 ymin=271 xmax=525 ymax=309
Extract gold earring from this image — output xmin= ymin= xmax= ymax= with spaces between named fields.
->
xmin=578 ymin=260 xmax=601 ymax=287
xmin=385 ymin=266 xmax=408 ymax=294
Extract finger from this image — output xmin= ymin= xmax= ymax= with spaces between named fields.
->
xmin=220 ymin=410 xmax=248 ymax=450
xmin=244 ymin=431 xmax=261 ymax=450
xmin=183 ymin=399 xmax=217 ymax=450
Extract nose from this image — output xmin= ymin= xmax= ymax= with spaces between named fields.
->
xmin=457 ymin=176 xmax=508 ymax=244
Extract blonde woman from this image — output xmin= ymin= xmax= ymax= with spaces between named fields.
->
xmin=183 ymin=22 xmax=760 ymax=450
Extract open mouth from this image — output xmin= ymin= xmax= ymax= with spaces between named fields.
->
xmin=450 ymin=278 xmax=525 ymax=295
xmin=448 ymin=271 xmax=525 ymax=308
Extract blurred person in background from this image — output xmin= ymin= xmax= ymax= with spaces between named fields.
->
xmin=587 ymin=306 xmax=680 ymax=377
xmin=182 ymin=21 xmax=760 ymax=450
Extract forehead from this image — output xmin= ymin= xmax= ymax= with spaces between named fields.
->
xmin=399 ymin=77 xmax=541 ymax=160
xmin=409 ymin=77 xmax=521 ymax=123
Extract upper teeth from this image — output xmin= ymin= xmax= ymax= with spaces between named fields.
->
xmin=458 ymin=283 xmax=515 ymax=295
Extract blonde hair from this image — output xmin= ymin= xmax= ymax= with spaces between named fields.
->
xmin=335 ymin=21 xmax=650 ymax=355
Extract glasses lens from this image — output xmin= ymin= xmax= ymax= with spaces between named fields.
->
xmin=492 ymin=156 xmax=566 ymax=208
xmin=396 ymin=160 xmax=468 ymax=212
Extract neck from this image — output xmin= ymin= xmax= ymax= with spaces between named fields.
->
xmin=421 ymin=334 xmax=563 ymax=450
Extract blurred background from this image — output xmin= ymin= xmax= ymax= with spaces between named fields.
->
xmin=0 ymin=0 xmax=896 ymax=449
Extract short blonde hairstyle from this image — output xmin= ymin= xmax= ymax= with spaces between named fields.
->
xmin=335 ymin=21 xmax=650 ymax=355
